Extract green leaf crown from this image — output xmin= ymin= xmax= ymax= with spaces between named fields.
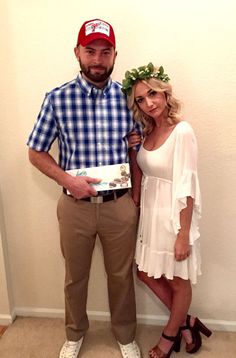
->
xmin=121 ymin=62 xmax=170 ymax=95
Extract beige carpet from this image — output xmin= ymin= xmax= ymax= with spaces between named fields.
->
xmin=0 ymin=317 xmax=235 ymax=357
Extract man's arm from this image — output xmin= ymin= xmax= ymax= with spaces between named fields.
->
xmin=128 ymin=148 xmax=142 ymax=206
xmin=28 ymin=148 xmax=100 ymax=199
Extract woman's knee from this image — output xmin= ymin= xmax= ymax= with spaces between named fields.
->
xmin=136 ymin=268 xmax=164 ymax=283
xmin=170 ymin=276 xmax=191 ymax=292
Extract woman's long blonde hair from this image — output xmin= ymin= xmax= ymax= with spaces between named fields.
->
xmin=127 ymin=78 xmax=182 ymax=135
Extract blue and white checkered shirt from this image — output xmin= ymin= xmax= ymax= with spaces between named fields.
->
xmin=27 ymin=73 xmax=140 ymax=170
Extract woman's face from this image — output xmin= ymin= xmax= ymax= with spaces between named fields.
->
xmin=134 ymin=81 xmax=167 ymax=119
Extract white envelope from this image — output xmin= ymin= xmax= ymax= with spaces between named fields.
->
xmin=66 ymin=163 xmax=131 ymax=192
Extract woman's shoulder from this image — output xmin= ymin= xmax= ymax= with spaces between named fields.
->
xmin=175 ymin=120 xmax=195 ymax=136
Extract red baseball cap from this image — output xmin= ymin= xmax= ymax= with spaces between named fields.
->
xmin=77 ymin=19 xmax=116 ymax=48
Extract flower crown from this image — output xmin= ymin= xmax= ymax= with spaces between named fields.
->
xmin=121 ymin=62 xmax=170 ymax=95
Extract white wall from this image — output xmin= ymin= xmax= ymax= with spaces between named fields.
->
xmin=1 ymin=0 xmax=236 ymax=329
xmin=0 ymin=190 xmax=14 ymax=325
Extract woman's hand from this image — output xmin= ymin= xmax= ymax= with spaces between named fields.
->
xmin=174 ymin=231 xmax=191 ymax=261
xmin=175 ymin=197 xmax=193 ymax=261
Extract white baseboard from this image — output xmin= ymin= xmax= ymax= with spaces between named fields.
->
xmin=14 ymin=307 xmax=65 ymax=319
xmin=0 ymin=311 xmax=16 ymax=325
xmin=136 ymin=314 xmax=236 ymax=332
xmin=13 ymin=307 xmax=236 ymax=332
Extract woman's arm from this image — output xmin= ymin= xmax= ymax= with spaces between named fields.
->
xmin=128 ymin=148 xmax=142 ymax=206
xmin=174 ymin=196 xmax=193 ymax=261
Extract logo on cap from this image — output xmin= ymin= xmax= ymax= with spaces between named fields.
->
xmin=85 ymin=20 xmax=110 ymax=37
xmin=77 ymin=18 xmax=116 ymax=48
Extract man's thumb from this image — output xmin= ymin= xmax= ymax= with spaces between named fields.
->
xmin=86 ymin=176 xmax=101 ymax=184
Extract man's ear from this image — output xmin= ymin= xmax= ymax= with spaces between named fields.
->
xmin=74 ymin=46 xmax=80 ymax=61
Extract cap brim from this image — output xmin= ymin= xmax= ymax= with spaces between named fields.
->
xmin=78 ymin=34 xmax=115 ymax=47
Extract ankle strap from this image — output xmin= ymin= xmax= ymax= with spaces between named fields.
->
xmin=162 ymin=332 xmax=177 ymax=341
xmin=180 ymin=314 xmax=191 ymax=330
xmin=186 ymin=314 xmax=191 ymax=327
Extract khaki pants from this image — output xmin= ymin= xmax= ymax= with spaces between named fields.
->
xmin=57 ymin=192 xmax=139 ymax=344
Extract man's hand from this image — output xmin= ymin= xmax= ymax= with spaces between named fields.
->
xmin=65 ymin=175 xmax=101 ymax=199
xmin=28 ymin=149 xmax=101 ymax=200
xmin=128 ymin=131 xmax=142 ymax=148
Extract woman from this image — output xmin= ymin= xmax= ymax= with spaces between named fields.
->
xmin=122 ymin=63 xmax=212 ymax=358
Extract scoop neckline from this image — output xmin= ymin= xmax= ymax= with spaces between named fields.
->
xmin=142 ymin=122 xmax=180 ymax=152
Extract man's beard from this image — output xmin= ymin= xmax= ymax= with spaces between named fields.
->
xmin=79 ymin=59 xmax=114 ymax=83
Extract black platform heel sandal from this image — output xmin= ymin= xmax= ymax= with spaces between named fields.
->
xmin=149 ymin=331 xmax=182 ymax=358
xmin=181 ymin=314 xmax=212 ymax=354
xmin=193 ymin=317 xmax=212 ymax=338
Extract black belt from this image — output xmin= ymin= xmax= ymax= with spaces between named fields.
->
xmin=63 ymin=188 xmax=128 ymax=203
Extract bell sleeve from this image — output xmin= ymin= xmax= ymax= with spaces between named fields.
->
xmin=171 ymin=121 xmax=201 ymax=245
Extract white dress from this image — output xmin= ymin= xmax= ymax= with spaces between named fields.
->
xmin=136 ymin=121 xmax=201 ymax=284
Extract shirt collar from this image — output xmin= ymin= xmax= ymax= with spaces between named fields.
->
xmin=76 ymin=73 xmax=112 ymax=97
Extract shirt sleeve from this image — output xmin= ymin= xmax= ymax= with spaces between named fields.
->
xmin=27 ymin=93 xmax=58 ymax=152
xmin=171 ymin=121 xmax=201 ymax=244
xmin=128 ymin=116 xmax=143 ymax=152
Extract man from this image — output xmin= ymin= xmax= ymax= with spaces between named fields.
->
xmin=27 ymin=19 xmax=142 ymax=358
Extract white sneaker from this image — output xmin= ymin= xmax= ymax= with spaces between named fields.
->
xmin=59 ymin=337 xmax=84 ymax=358
xmin=118 ymin=340 xmax=142 ymax=358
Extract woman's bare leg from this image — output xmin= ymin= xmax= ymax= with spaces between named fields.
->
xmin=137 ymin=270 xmax=194 ymax=355
xmin=137 ymin=270 xmax=173 ymax=310
xmin=157 ymin=276 xmax=192 ymax=354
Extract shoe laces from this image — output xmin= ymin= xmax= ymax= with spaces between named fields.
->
xmin=60 ymin=341 xmax=80 ymax=358
xmin=120 ymin=341 xmax=140 ymax=357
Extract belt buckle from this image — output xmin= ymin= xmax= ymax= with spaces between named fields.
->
xmin=90 ymin=196 xmax=103 ymax=204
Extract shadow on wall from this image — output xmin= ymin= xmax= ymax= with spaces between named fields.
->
xmin=0 ymin=187 xmax=14 ymax=319
xmin=28 ymin=141 xmax=61 ymax=201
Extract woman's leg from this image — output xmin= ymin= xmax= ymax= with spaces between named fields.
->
xmin=137 ymin=270 xmax=193 ymax=347
xmin=137 ymin=270 xmax=173 ymax=310
xmin=138 ymin=270 xmax=192 ymax=355
xmin=164 ymin=277 xmax=192 ymax=333
xmin=155 ymin=276 xmax=192 ymax=354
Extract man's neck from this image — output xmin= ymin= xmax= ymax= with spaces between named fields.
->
xmin=81 ymin=73 xmax=109 ymax=89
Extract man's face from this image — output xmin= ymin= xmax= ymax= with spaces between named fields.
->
xmin=74 ymin=39 xmax=117 ymax=86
